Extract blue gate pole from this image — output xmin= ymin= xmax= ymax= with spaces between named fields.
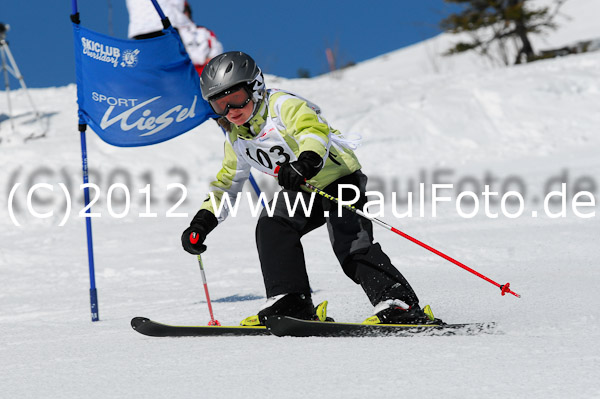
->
xmin=72 ymin=0 xmax=98 ymax=322
xmin=80 ymin=124 xmax=99 ymax=322
xmin=248 ymin=174 xmax=265 ymax=207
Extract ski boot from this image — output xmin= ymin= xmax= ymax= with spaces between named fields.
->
xmin=240 ymin=294 xmax=332 ymax=326
xmin=363 ymin=300 xmax=444 ymax=325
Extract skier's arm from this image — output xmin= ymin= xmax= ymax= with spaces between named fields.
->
xmin=269 ymin=96 xmax=328 ymax=190
xmin=276 ymin=96 xmax=331 ymax=157
xmin=182 ymin=138 xmax=249 ymax=255
xmin=199 ymin=139 xmax=251 ymax=223
xmin=207 ymin=31 xmax=223 ymax=60
xmin=178 ymin=25 xmax=211 ymax=65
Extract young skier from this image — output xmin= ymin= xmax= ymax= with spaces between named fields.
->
xmin=181 ymin=51 xmax=441 ymax=326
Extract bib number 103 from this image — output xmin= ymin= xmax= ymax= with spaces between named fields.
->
xmin=245 ymin=145 xmax=291 ymax=170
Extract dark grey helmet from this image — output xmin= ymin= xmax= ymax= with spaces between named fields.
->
xmin=200 ymin=51 xmax=265 ymax=102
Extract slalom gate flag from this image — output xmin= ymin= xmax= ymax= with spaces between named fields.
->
xmin=72 ymin=24 xmax=216 ymax=147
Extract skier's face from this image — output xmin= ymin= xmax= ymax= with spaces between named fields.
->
xmin=225 ymin=99 xmax=254 ymax=126
xmin=209 ymin=85 xmax=255 ymax=125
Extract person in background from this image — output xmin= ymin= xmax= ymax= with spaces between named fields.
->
xmin=126 ymin=0 xmax=188 ymax=39
xmin=179 ymin=1 xmax=223 ymax=75
xmin=126 ymin=0 xmax=223 ymax=76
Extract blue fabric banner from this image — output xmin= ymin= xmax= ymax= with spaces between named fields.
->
xmin=72 ymin=24 xmax=216 ymax=147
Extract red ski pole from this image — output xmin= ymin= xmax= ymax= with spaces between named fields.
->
xmin=197 ymin=254 xmax=221 ymax=325
xmin=304 ymin=182 xmax=521 ymax=298
xmin=190 ymin=233 xmax=221 ymax=325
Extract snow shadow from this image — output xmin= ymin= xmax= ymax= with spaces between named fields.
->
xmin=213 ymin=294 xmax=264 ymax=303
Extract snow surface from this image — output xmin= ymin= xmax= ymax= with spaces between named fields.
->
xmin=1 ymin=1 xmax=600 ymax=398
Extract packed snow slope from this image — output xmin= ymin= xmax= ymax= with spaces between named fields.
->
xmin=1 ymin=1 xmax=599 ymax=398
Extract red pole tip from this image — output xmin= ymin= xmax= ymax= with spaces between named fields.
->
xmin=208 ymin=320 xmax=221 ymax=326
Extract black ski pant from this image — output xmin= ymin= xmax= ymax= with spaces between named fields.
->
xmin=255 ymin=170 xmax=419 ymax=306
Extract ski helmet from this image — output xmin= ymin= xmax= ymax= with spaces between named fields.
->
xmin=200 ymin=51 xmax=265 ymax=103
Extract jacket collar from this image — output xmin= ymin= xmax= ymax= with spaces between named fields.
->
xmin=248 ymin=99 xmax=269 ymax=135
xmin=235 ymin=99 xmax=268 ymax=139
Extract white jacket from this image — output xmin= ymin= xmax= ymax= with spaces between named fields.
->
xmin=126 ymin=0 xmax=189 ymax=38
xmin=178 ymin=24 xmax=223 ymax=66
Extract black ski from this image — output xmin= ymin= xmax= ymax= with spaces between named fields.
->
xmin=265 ymin=316 xmax=497 ymax=337
xmin=131 ymin=317 xmax=271 ymax=337
xmin=131 ymin=316 xmax=497 ymax=338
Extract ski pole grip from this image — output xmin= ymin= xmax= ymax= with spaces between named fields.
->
xmin=190 ymin=232 xmax=207 ymax=253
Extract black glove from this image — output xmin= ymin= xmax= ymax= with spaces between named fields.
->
xmin=181 ymin=210 xmax=219 ymax=255
xmin=277 ymin=151 xmax=323 ymax=191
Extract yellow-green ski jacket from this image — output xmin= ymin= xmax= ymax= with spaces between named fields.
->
xmin=201 ymin=89 xmax=361 ymax=222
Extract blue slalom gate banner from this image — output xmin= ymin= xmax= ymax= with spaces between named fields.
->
xmin=72 ymin=23 xmax=216 ymax=147
xmin=70 ymin=0 xmax=262 ymax=322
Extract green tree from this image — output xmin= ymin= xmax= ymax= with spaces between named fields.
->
xmin=441 ymin=0 xmax=566 ymax=65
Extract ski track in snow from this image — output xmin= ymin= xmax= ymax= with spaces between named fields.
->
xmin=1 ymin=1 xmax=600 ymax=397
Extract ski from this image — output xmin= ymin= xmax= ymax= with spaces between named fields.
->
xmin=131 ymin=316 xmax=497 ymax=338
xmin=131 ymin=317 xmax=271 ymax=337
xmin=265 ymin=316 xmax=497 ymax=337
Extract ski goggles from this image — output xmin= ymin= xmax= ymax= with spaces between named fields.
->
xmin=208 ymin=85 xmax=252 ymax=116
